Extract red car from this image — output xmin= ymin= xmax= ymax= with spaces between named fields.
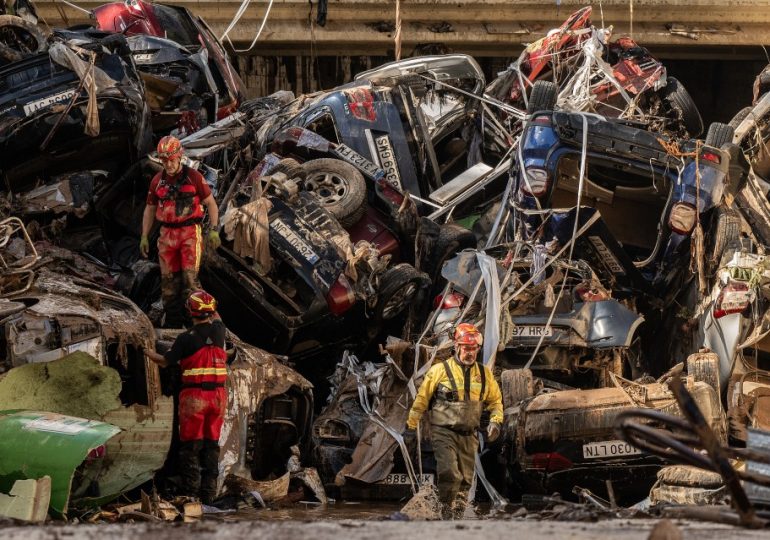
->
xmin=93 ymin=0 xmax=244 ymax=121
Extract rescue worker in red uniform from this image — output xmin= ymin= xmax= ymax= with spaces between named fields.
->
xmin=406 ymin=323 xmax=503 ymax=517
xmin=146 ymin=290 xmax=227 ymax=504
xmin=141 ymin=136 xmax=221 ymax=327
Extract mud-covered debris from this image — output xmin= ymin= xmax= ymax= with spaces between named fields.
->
xmin=399 ymin=484 xmax=441 ymax=521
xmin=0 ymin=477 xmax=51 ymax=523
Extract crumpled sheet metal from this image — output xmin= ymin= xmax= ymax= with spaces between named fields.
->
xmin=5 ymin=270 xmax=157 ymax=379
xmin=0 ymin=353 xmax=173 ymax=511
xmin=335 ymin=342 xmax=423 ymax=485
xmin=218 ymin=337 xmax=313 ymax=487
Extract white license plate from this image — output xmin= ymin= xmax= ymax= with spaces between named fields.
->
xmin=374 ymin=135 xmax=402 ymax=190
xmin=333 ymin=143 xmax=381 ymax=179
xmin=582 ymin=440 xmax=641 ymax=459
xmin=512 ymin=325 xmax=554 ymax=337
xmin=378 ymin=473 xmax=434 ymax=485
xmin=270 ymin=218 xmax=319 ymax=263
xmin=23 ymin=89 xmax=77 ymax=116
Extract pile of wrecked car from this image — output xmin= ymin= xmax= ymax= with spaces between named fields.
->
xmin=6 ymin=2 xmax=770 ymax=527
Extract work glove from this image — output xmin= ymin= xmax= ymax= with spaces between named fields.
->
xmin=402 ymin=426 xmax=416 ymax=443
xmin=207 ymin=229 xmax=221 ymax=250
xmin=139 ymin=235 xmax=150 ymax=258
xmin=486 ymin=422 xmax=501 ymax=443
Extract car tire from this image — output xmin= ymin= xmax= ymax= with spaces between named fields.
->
xmin=661 ymin=77 xmax=703 ymax=138
xmin=423 ymin=223 xmax=477 ymax=283
xmin=527 ymin=80 xmax=558 ymax=114
xmin=687 ymin=350 xmax=721 ymax=399
xmin=705 ymin=122 xmax=735 ymax=149
xmin=272 ymin=158 xmax=306 ymax=181
xmin=300 ymin=158 xmax=367 ymax=227
xmin=0 ymin=15 xmax=47 ymax=63
xmin=728 ymin=106 xmax=752 ymax=131
xmin=707 ymin=206 xmax=741 ymax=273
xmin=501 ymin=368 xmax=535 ymax=407
xmin=373 ymin=263 xmax=428 ymax=321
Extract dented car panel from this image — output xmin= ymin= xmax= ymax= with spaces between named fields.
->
xmin=510 ymin=380 xmax=725 ymax=499
xmin=0 ymin=410 xmax=121 ymax=516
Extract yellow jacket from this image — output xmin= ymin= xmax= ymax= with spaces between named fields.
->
xmin=407 ymin=357 xmax=504 ymax=429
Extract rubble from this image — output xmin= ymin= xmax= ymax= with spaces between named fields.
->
xmin=7 ymin=0 xmax=770 ymax=532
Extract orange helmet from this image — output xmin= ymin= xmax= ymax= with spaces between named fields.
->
xmin=454 ymin=323 xmax=483 ymax=347
xmin=157 ymin=135 xmax=183 ymax=161
xmin=186 ymin=290 xmax=217 ymax=318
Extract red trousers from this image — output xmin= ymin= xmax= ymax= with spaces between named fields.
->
xmin=158 ymin=224 xmax=202 ymax=274
xmin=178 ymin=387 xmax=227 ymax=442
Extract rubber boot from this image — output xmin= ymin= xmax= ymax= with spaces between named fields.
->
xmin=200 ymin=439 xmax=220 ymax=505
xmin=161 ymin=271 xmax=184 ymax=328
xmin=178 ymin=440 xmax=203 ymax=498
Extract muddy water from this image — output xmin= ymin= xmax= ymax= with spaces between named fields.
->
xmin=226 ymin=501 xmax=405 ymax=521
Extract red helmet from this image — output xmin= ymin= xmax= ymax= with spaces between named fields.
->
xmin=186 ymin=290 xmax=217 ymax=318
xmin=454 ymin=323 xmax=483 ymax=347
xmin=157 ymin=135 xmax=183 ymax=161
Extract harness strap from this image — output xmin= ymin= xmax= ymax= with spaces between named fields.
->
xmin=441 ymin=360 xmax=459 ymax=400
xmin=478 ymin=361 xmax=486 ymax=403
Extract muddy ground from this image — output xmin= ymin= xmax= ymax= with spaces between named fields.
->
xmin=2 ymin=517 xmax=769 ymax=540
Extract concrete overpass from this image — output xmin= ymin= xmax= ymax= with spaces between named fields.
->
xmin=31 ymin=0 xmax=770 ymax=121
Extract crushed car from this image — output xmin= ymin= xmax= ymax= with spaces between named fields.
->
xmin=0 ymin=28 xmax=152 ymax=195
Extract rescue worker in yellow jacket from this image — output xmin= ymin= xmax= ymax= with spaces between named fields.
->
xmin=406 ymin=323 xmax=503 ymax=514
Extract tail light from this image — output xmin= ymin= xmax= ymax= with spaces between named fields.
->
xmin=668 ymin=202 xmax=698 ymax=235
xmin=531 ymin=452 xmax=573 ymax=472
xmin=326 ymin=275 xmax=356 ymax=316
xmin=701 ymin=152 xmax=721 ymax=164
xmin=433 ymin=292 xmax=466 ymax=310
xmin=344 ymin=87 xmax=376 ymax=122
xmin=520 ymin=168 xmax=549 ymax=197
xmin=575 ymin=283 xmax=610 ymax=302
xmin=713 ymin=280 xmax=755 ymax=319
xmin=86 ymin=445 xmax=106 ymax=461
xmin=531 ymin=115 xmax=552 ymax=126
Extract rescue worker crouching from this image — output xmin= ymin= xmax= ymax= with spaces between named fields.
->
xmin=141 ymin=135 xmax=221 ymax=327
xmin=405 ymin=323 xmax=503 ymax=516
xmin=146 ymin=290 xmax=228 ymax=504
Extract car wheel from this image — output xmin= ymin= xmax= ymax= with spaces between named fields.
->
xmin=0 ymin=15 xmax=47 ymax=63
xmin=300 ymin=158 xmax=367 ymax=227
xmin=707 ymin=206 xmax=741 ymax=274
xmin=728 ymin=106 xmax=752 ymax=131
xmin=373 ymin=263 xmax=428 ymax=321
xmin=705 ymin=122 xmax=735 ymax=149
xmin=527 ymin=80 xmax=558 ymax=114
xmin=686 ymin=350 xmax=721 ymax=400
xmin=501 ymin=368 xmax=535 ymax=407
xmin=272 ymin=158 xmax=306 ymax=181
xmin=660 ymin=77 xmax=703 ymax=138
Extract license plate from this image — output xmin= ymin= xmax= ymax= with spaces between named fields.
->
xmin=374 ymin=135 xmax=402 ymax=190
xmin=23 ymin=89 xmax=77 ymax=116
xmin=333 ymin=143 xmax=383 ymax=180
xmin=512 ymin=325 xmax=553 ymax=337
xmin=132 ymin=52 xmax=154 ymax=62
xmin=378 ymin=473 xmax=434 ymax=485
xmin=270 ymin=218 xmax=319 ymax=264
xmin=582 ymin=440 xmax=642 ymax=459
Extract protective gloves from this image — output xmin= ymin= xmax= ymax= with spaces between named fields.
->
xmin=208 ymin=229 xmax=221 ymax=250
xmin=139 ymin=235 xmax=150 ymax=258
xmin=486 ymin=422 xmax=501 ymax=442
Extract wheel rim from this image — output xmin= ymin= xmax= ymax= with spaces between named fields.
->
xmin=382 ymin=281 xmax=417 ymax=319
xmin=303 ymin=172 xmax=349 ymax=205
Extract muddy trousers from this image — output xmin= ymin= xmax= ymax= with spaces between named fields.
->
xmin=178 ymin=387 xmax=226 ymax=504
xmin=431 ymin=425 xmax=478 ymax=511
xmin=158 ymin=224 xmax=202 ymax=328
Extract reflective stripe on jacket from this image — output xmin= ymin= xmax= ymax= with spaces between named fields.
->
xmin=179 ymin=341 xmax=227 ymax=387
xmin=407 ymin=357 xmax=503 ymax=429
